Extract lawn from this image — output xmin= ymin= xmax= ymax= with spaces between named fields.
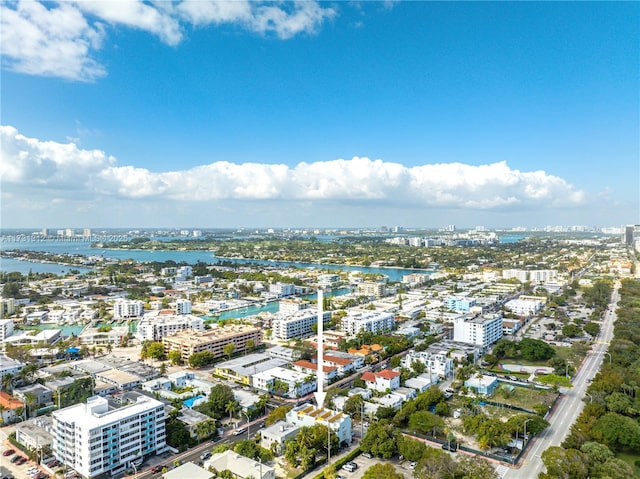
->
xmin=616 ymin=451 xmax=640 ymax=478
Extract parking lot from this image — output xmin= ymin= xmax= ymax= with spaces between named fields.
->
xmin=336 ymin=455 xmax=411 ymax=479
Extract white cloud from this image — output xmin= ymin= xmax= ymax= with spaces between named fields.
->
xmin=1 ymin=125 xmax=587 ymax=215
xmin=0 ymin=0 xmax=106 ymax=81
xmin=0 ymin=0 xmax=336 ymax=81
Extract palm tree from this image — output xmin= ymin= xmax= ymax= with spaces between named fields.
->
xmin=225 ymin=401 xmax=239 ymax=420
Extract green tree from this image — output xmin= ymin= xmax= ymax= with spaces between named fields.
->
xmin=583 ymin=322 xmax=600 ymax=337
xmin=591 ymin=413 xmax=640 ymax=451
xmin=168 ymin=350 xmax=182 ymax=365
xmin=266 ymin=405 xmax=292 ymax=426
xmin=408 ymin=411 xmax=444 ymax=437
xmin=360 ymin=421 xmax=399 ymax=459
xmin=343 ymin=395 xmax=364 ymax=421
xmin=188 ymin=351 xmax=215 ymax=368
xmin=455 ymin=456 xmax=498 ymax=479
xmin=223 ymin=343 xmax=236 ymax=359
xmin=397 ymin=435 xmax=427 ymax=462
xmin=362 ymin=463 xmax=404 ymax=479
xmin=540 ymin=447 xmax=588 ymax=479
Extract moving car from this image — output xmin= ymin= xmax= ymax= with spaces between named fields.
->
xmin=233 ymin=427 xmax=247 ymax=436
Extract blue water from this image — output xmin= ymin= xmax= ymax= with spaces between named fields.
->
xmin=499 ymin=235 xmax=527 ymax=244
xmin=203 ymin=287 xmax=354 ymax=320
xmin=21 ymin=320 xmax=137 ymax=337
xmin=183 ymin=396 xmax=205 ymax=408
xmin=0 ymin=239 xmax=432 ymax=281
xmin=0 ymin=257 xmax=93 ymax=275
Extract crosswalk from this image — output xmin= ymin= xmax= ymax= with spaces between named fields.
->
xmin=495 ymin=465 xmax=510 ymax=478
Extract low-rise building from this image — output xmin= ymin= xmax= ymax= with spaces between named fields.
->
xmin=361 ymin=369 xmax=400 ymax=392
xmin=135 ymin=313 xmax=204 ymax=342
xmin=0 ymin=391 xmax=24 ymax=423
xmin=214 ymin=353 xmax=288 ymax=386
xmin=401 ymin=350 xmax=453 ymax=380
xmin=464 ymin=375 xmax=499 ymax=395
xmin=164 ymin=462 xmax=214 ymax=479
xmin=340 ymin=311 xmax=394 ymax=336
xmin=286 ymin=404 xmax=352 ymax=446
xmin=205 ymin=450 xmax=275 ymax=479
xmin=252 ymin=367 xmax=316 ymax=399
xmin=260 ymin=421 xmax=300 ymax=454
xmin=78 ymin=326 xmax=128 ymax=346
xmin=0 ymin=353 xmax=24 ymax=378
xmin=291 ymin=360 xmax=338 ymax=383
xmin=163 ymin=324 xmax=262 ymax=363
xmin=272 ymin=310 xmax=331 ymax=340
xmin=14 ymin=416 xmax=54 ymax=452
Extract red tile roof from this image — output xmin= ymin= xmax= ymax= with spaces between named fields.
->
xmin=376 ymin=369 xmax=400 ymax=379
xmin=323 ymin=355 xmax=352 ymax=366
xmin=361 ymin=372 xmax=377 ymax=382
xmin=0 ymin=391 xmax=24 ymax=410
xmin=292 ymin=360 xmax=337 ymax=373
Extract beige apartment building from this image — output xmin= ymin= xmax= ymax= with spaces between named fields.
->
xmin=162 ymin=324 xmax=262 ymax=362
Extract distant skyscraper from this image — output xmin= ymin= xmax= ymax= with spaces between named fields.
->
xmin=83 ymin=228 xmax=92 ymax=237
xmin=623 ymin=225 xmax=635 ymax=244
xmin=41 ymin=228 xmax=48 ymax=237
xmin=65 ymin=228 xmax=74 ymax=237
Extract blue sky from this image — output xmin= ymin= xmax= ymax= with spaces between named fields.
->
xmin=1 ymin=1 xmax=638 ymax=229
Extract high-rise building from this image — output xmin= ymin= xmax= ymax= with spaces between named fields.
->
xmin=52 ymin=395 xmax=166 ymax=477
xmin=453 ymin=313 xmax=503 ymax=351
xmin=623 ymin=225 xmax=634 ymax=244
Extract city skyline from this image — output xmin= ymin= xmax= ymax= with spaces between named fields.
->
xmin=1 ymin=1 xmax=638 ymax=229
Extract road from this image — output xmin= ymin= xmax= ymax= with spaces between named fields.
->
xmin=504 ymin=281 xmax=620 ymax=479
xmin=130 ymin=419 xmax=266 ymax=478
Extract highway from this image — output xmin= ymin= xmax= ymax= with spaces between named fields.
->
xmin=503 ymin=280 xmax=620 ymax=479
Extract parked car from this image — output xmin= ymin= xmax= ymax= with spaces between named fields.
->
xmin=16 ymin=457 xmax=27 ymax=465
xmin=151 ymin=465 xmax=162 ymax=474
xmin=342 ymin=462 xmax=358 ymax=472
xmin=10 ymin=455 xmax=21 ymax=463
xmin=2 ymin=449 xmax=15 ymax=456
xmin=362 ymin=452 xmax=372 ymax=459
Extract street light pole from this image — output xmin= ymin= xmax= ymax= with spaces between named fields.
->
xmin=585 ymin=392 xmax=593 ymax=403
xmin=604 ymin=352 xmax=612 ymax=364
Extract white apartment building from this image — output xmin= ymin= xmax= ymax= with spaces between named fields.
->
xmin=357 ymin=281 xmax=387 ymax=298
xmin=286 ymin=404 xmax=352 ymax=446
xmin=269 ymin=282 xmax=296 ymax=298
xmin=504 ymin=299 xmax=544 ymax=317
xmin=0 ymin=298 xmax=15 ymax=317
xmin=401 ymin=350 xmax=453 ymax=380
xmin=278 ymin=299 xmax=311 ymax=316
xmin=502 ymin=269 xmax=529 ymax=282
xmin=272 ymin=310 xmax=331 ymax=340
xmin=340 ymin=311 xmax=394 ymax=336
xmin=529 ymin=270 xmax=557 ymax=284
xmin=52 ymin=395 xmax=166 ymax=478
xmin=173 ymin=299 xmax=192 ymax=315
xmin=453 ymin=313 xmax=503 ymax=351
xmin=252 ymin=367 xmax=316 ymax=399
xmin=113 ymin=300 xmax=144 ymax=319
xmin=0 ymin=319 xmax=14 ymax=343
xmin=135 ymin=314 xmax=204 ymax=342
